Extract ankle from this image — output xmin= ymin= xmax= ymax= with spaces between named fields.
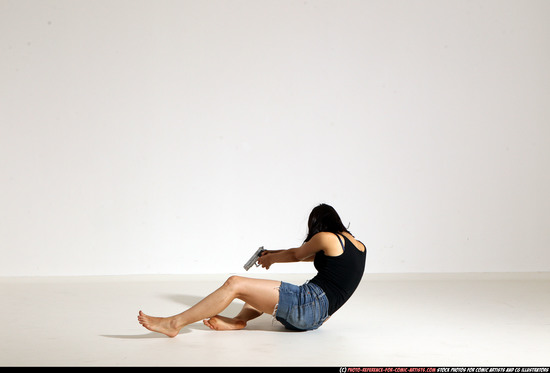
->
xmin=170 ymin=316 xmax=186 ymax=331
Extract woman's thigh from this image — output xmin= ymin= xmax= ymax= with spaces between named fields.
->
xmin=227 ymin=276 xmax=280 ymax=315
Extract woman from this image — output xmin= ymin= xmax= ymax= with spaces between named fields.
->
xmin=138 ymin=203 xmax=366 ymax=336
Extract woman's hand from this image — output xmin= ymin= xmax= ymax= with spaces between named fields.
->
xmin=257 ymin=251 xmax=275 ymax=270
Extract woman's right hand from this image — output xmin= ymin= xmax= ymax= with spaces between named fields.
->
xmin=257 ymin=251 xmax=275 ymax=270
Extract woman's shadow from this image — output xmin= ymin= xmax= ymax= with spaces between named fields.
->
xmin=101 ymin=293 xmax=285 ymax=340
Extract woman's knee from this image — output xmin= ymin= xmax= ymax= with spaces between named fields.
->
xmin=222 ymin=276 xmax=280 ymax=314
xmin=223 ymin=275 xmax=244 ymax=294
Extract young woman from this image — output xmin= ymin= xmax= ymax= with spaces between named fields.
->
xmin=137 ymin=204 xmax=366 ymax=336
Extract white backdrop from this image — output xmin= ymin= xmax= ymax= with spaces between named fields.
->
xmin=1 ymin=0 xmax=549 ymax=276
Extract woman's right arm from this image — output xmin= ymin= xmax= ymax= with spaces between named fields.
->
xmin=258 ymin=232 xmax=331 ymax=269
xmin=258 ymin=249 xmax=298 ymax=269
xmin=265 ymin=250 xmax=314 ymax=261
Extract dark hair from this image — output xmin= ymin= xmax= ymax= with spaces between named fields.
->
xmin=304 ymin=203 xmax=350 ymax=242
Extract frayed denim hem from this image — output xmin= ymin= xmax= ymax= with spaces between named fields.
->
xmin=271 ymin=282 xmax=281 ymax=326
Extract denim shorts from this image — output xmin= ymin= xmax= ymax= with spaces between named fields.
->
xmin=274 ymin=281 xmax=330 ymax=331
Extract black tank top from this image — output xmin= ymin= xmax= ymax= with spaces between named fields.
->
xmin=309 ymin=233 xmax=366 ymax=315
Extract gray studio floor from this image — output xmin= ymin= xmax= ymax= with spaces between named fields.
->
xmin=1 ymin=272 xmax=549 ymax=366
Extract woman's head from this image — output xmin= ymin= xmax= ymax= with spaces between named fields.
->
xmin=305 ymin=203 xmax=350 ymax=242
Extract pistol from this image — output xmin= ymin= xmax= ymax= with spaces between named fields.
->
xmin=243 ymin=246 xmax=265 ymax=271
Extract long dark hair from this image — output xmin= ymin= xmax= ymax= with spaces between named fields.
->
xmin=304 ymin=203 xmax=350 ymax=242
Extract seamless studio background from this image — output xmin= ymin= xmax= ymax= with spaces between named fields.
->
xmin=1 ymin=0 xmax=549 ymax=277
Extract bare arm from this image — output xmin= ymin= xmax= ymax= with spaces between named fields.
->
xmin=258 ymin=248 xmax=301 ymax=269
xmin=257 ymin=232 xmax=332 ymax=269
xmin=301 ymin=254 xmax=315 ymax=262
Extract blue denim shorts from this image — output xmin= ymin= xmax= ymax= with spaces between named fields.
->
xmin=274 ymin=281 xmax=330 ymax=331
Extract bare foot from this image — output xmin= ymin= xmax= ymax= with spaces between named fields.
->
xmin=203 ymin=315 xmax=246 ymax=331
xmin=138 ymin=310 xmax=181 ymax=338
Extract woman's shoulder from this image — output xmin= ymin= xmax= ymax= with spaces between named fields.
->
xmin=310 ymin=231 xmax=340 ymax=245
xmin=310 ymin=232 xmax=344 ymax=256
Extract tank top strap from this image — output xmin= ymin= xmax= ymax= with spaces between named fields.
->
xmin=334 ymin=233 xmax=345 ymax=251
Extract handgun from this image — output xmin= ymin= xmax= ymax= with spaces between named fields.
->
xmin=243 ymin=246 xmax=265 ymax=271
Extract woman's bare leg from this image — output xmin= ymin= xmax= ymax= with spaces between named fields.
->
xmin=138 ymin=276 xmax=280 ymax=337
xmin=203 ymin=303 xmax=263 ymax=331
